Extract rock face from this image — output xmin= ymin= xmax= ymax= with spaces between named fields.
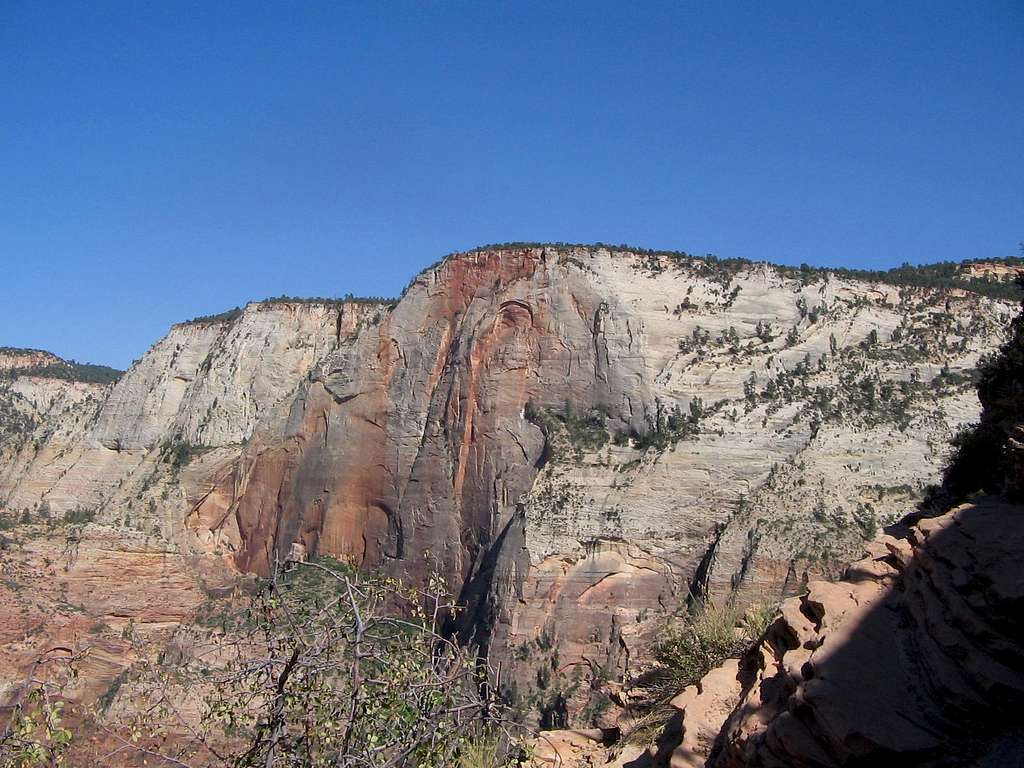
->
xmin=0 ymin=301 xmax=385 ymax=517
xmin=0 ymin=302 xmax=384 ymax=720
xmin=0 ymin=522 xmax=233 ymax=714
xmin=0 ymin=348 xmax=109 ymax=422
xmin=609 ymin=304 xmax=1024 ymax=768
xmin=0 ymin=348 xmax=112 ymax=477
xmin=700 ymin=497 xmax=1024 ymax=767
xmin=0 ymin=246 xmax=1016 ymax=726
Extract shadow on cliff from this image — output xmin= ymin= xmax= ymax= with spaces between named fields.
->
xmin=919 ymin=277 xmax=1024 ymax=517
xmin=446 ymin=505 xmax=530 ymax=657
xmin=698 ymin=495 xmax=1024 ymax=768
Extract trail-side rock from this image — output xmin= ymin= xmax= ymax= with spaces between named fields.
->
xmin=665 ymin=659 xmax=744 ymax=768
xmin=704 ymin=497 xmax=1024 ymax=767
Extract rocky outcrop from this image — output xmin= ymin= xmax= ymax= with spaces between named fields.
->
xmin=959 ymin=261 xmax=1024 ymax=282
xmin=701 ymin=496 xmax=1024 ymax=767
xmin=0 ymin=348 xmax=65 ymax=372
xmin=0 ymin=247 xmax=1017 ymax=727
xmin=92 ymin=302 xmax=354 ymax=451
xmin=0 ymin=349 xmax=110 ymax=419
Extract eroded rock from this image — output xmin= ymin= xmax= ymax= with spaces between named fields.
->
xmin=706 ymin=497 xmax=1024 ymax=767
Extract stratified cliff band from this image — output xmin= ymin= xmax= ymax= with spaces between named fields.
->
xmin=0 ymin=246 xmax=1017 ymax=728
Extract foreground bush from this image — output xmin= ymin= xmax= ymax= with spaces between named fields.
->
xmin=0 ymin=558 xmax=524 ymax=767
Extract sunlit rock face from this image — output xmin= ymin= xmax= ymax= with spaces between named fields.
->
xmin=0 ymin=246 xmax=1015 ymax=723
xmin=181 ymin=246 xmax=1013 ymax=718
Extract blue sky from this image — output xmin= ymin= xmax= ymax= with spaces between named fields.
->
xmin=2 ymin=1 xmax=1021 ymax=368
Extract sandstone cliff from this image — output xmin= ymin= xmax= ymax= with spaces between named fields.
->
xmin=546 ymin=292 xmax=1024 ymax=768
xmin=185 ymin=247 xmax=1009 ymax=721
xmin=0 ymin=247 xmax=1016 ymax=728
xmin=0 ymin=348 xmax=115 ymax=469
xmin=0 ymin=302 xmax=386 ymax=714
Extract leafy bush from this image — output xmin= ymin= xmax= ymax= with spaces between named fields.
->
xmin=196 ymin=562 xmax=522 ymax=768
xmin=0 ymin=655 xmax=76 ymax=767
xmin=46 ymin=559 xmax=525 ymax=767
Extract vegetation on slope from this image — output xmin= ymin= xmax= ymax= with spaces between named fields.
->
xmin=176 ymin=307 xmax=246 ymax=326
xmin=524 ymin=402 xmax=610 ymax=464
xmin=0 ymin=557 xmax=525 ymax=767
xmin=0 ymin=348 xmax=121 ymax=385
xmin=178 ymin=294 xmax=398 ymax=326
xmin=620 ymin=602 xmax=774 ymax=747
xmin=439 ymin=241 xmax=1024 ymax=301
xmin=0 ymin=395 xmax=36 ymax=447
xmin=259 ymin=293 xmax=397 ymax=307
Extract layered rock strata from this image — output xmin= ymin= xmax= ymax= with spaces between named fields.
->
xmin=0 ymin=247 xmax=1015 ymax=725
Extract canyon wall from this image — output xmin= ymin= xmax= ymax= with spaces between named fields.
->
xmin=0 ymin=246 xmax=1015 ymax=724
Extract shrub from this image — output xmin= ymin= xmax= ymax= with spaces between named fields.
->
xmin=756 ymin=320 xmax=774 ymax=343
xmin=623 ymin=602 xmax=774 ymax=746
xmin=199 ymin=562 xmax=522 ymax=768
xmin=525 ymin=402 xmax=609 ymax=461
xmin=458 ymin=733 xmax=504 ymax=768
xmin=159 ymin=437 xmax=205 ymax=469
xmin=632 ymin=399 xmax=703 ymax=451
xmin=645 ymin=604 xmax=751 ymax=700
xmin=62 ymin=507 xmax=96 ymax=526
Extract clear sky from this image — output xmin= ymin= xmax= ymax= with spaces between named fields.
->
xmin=2 ymin=1 xmax=1021 ymax=368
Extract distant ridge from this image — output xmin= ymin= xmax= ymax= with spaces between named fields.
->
xmin=447 ymin=242 xmax=1024 ymax=301
xmin=177 ymin=294 xmax=398 ymax=327
xmin=0 ymin=346 xmax=122 ymax=385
